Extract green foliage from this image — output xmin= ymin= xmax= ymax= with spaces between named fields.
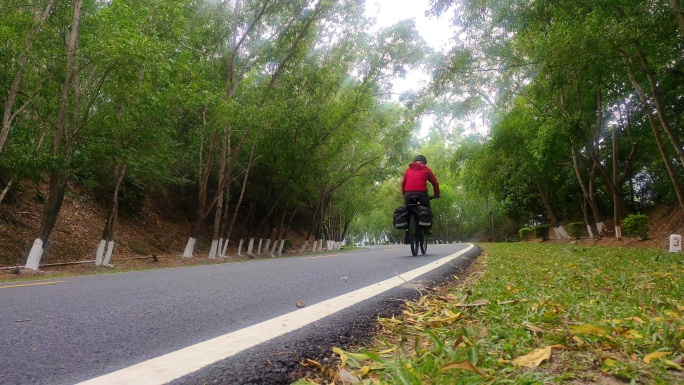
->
xmin=622 ymin=214 xmax=649 ymax=240
xmin=534 ymin=224 xmax=550 ymax=241
xmin=423 ymin=0 xmax=684 ymax=236
xmin=518 ymin=227 xmax=532 ymax=240
xmin=567 ymin=222 xmax=585 ymax=240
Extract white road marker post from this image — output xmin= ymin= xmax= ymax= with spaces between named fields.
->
xmin=247 ymin=238 xmax=254 ymax=255
xmin=263 ymin=239 xmax=271 ymax=255
xmin=670 ymin=234 xmax=681 ymax=253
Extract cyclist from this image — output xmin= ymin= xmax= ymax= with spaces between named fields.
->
xmin=401 ymin=155 xmax=440 ymax=207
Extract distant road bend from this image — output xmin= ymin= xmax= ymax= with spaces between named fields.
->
xmin=0 ymin=243 xmax=479 ymax=385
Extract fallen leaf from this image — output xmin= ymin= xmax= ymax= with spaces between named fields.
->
xmin=300 ymin=358 xmax=324 ymax=369
xmin=644 ymin=351 xmax=671 ymax=364
xmin=665 ymin=310 xmax=681 ymax=318
xmin=572 ymin=336 xmax=585 ymax=346
xmin=663 ymin=359 xmax=684 ymax=371
xmin=602 ymin=358 xmax=617 ymax=370
xmin=333 ymin=347 xmax=371 ymax=368
xmin=441 ymin=360 xmax=487 ymax=376
xmin=511 ymin=346 xmax=552 ymax=368
xmin=352 ymin=366 xmax=371 ymax=376
xmin=570 ymin=324 xmax=605 ymax=336
xmin=523 ymin=322 xmax=550 ymax=334
xmin=623 ymin=329 xmax=643 ymax=339
xmin=624 ymin=316 xmax=645 ymax=324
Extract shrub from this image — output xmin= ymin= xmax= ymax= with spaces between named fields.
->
xmin=534 ymin=224 xmax=551 ymax=241
xmin=568 ymin=222 xmax=585 ymax=239
xmin=283 ymin=239 xmax=293 ymax=250
xmin=519 ymin=227 xmax=533 ymax=240
xmin=622 ymin=214 xmax=649 ymax=239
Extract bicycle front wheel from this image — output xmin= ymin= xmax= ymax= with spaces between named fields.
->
xmin=409 ymin=213 xmax=419 ymax=256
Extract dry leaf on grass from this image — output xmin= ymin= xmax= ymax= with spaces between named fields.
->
xmin=511 ymin=345 xmax=565 ymax=368
xmin=441 ymin=360 xmax=488 ymax=376
xmin=570 ymin=324 xmax=606 ymax=336
xmin=644 ymin=351 xmax=671 ymax=364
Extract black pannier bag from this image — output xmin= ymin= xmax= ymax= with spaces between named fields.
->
xmin=417 ymin=206 xmax=432 ymax=228
xmin=393 ymin=206 xmax=408 ymax=229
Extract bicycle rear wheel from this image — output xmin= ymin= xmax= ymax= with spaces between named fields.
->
xmin=409 ymin=213 xmax=419 ymax=256
xmin=420 ymin=232 xmax=427 ymax=254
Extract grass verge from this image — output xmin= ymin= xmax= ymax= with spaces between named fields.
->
xmin=293 ymin=242 xmax=684 ymax=384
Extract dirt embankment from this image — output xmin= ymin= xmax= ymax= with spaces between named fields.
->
xmin=0 ymin=182 xmax=308 ymax=272
xmin=2 ymin=180 xmax=683 ymax=276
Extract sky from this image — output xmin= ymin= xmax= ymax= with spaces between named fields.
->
xmin=364 ymin=0 xmax=454 ymax=95
xmin=364 ymin=0 xmax=463 ymax=137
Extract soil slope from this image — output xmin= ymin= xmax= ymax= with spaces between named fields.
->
xmin=0 ymin=182 xmax=307 ymax=272
xmin=1 ymin=181 xmax=683 ymax=274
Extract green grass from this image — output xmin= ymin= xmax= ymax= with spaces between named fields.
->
xmin=294 ymin=242 xmax=684 ymax=384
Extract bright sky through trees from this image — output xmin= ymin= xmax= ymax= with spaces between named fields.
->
xmin=365 ymin=0 xmax=453 ymax=95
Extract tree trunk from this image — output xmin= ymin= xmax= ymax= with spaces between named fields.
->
xmin=96 ymin=163 xmax=126 ymax=266
xmin=275 ymin=193 xmax=293 ymax=240
xmin=624 ymin=60 xmax=684 ymax=213
xmin=209 ymin=131 xmax=229 ymax=259
xmin=571 ymin=147 xmax=598 ymax=236
xmin=226 ymin=143 xmax=257 ymax=242
xmin=0 ymin=178 xmax=14 ymax=205
xmin=635 ymin=48 xmax=684 ymax=171
xmin=588 ymin=164 xmax=604 ymax=234
xmin=612 ymin=124 xmax=622 ymax=239
xmin=219 ymin=180 xmax=231 ymax=257
xmin=535 ymin=179 xmax=569 ymax=239
xmin=254 ymin=186 xmax=289 ymax=238
xmin=183 ymin=107 xmax=218 ymax=258
xmin=26 ymin=0 xmax=82 ymax=270
xmin=305 ymin=200 xmax=320 ymax=241
xmin=339 ymin=212 xmax=355 ymax=242
xmin=282 ymin=200 xmax=301 ymax=241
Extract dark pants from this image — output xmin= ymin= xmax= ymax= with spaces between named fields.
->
xmin=404 ymin=190 xmax=430 ymax=207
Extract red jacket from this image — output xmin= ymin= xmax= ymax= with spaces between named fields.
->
xmin=402 ymin=162 xmax=440 ymax=196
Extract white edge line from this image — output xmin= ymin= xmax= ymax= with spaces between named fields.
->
xmin=77 ymin=244 xmax=475 ymax=385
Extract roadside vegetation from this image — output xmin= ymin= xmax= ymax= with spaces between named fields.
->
xmin=294 ymin=242 xmax=684 ymax=384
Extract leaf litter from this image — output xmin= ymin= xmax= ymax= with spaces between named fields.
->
xmin=292 ymin=243 xmax=684 ymax=384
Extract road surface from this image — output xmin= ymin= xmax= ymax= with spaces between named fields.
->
xmin=0 ymin=243 xmax=479 ymax=385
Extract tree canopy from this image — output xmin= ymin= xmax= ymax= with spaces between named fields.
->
xmin=3 ymin=0 xmax=684 ymax=261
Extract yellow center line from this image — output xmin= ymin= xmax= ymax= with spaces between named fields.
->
xmin=0 ymin=281 xmax=68 ymax=289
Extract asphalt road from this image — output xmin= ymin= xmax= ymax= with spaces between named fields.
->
xmin=0 ymin=243 xmax=480 ymax=385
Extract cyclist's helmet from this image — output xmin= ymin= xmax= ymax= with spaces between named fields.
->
xmin=414 ymin=155 xmax=427 ymax=164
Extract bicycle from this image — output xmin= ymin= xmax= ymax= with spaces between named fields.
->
xmin=405 ymin=195 xmax=435 ymax=256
